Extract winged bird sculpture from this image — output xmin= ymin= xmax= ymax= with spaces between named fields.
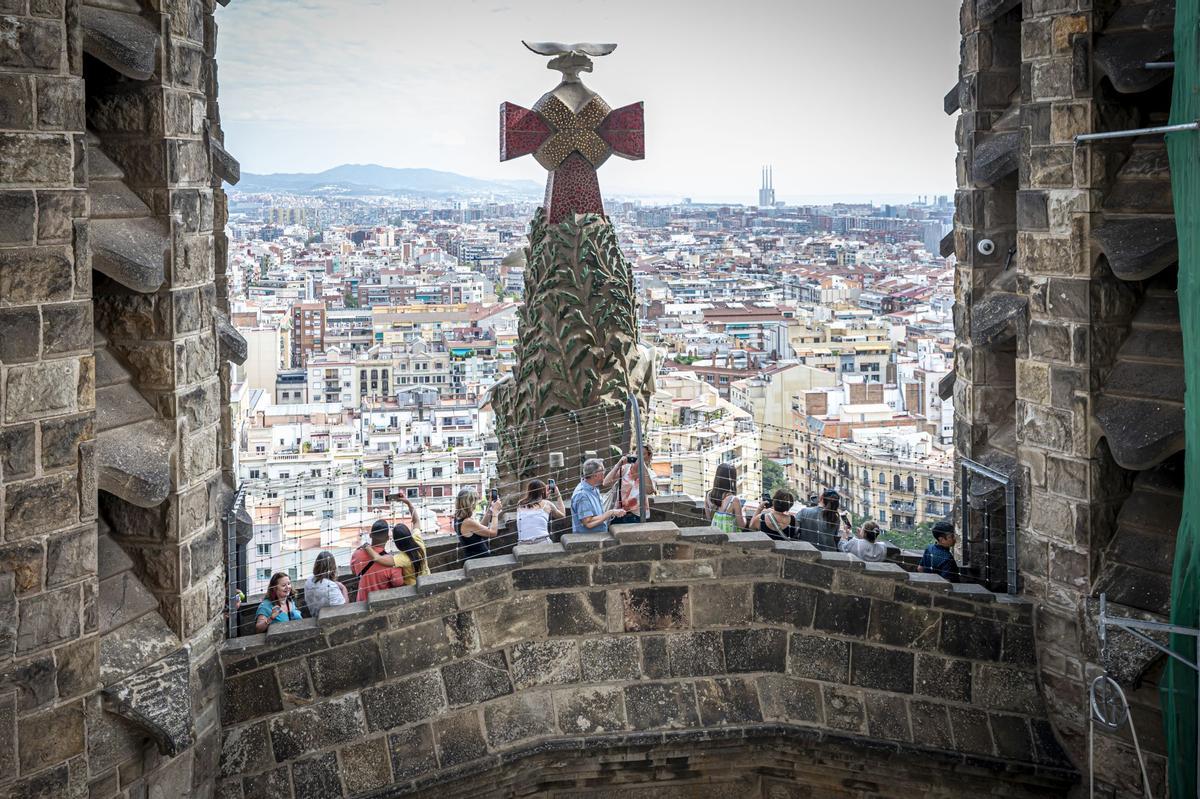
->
xmin=522 ymin=41 xmax=617 ymax=57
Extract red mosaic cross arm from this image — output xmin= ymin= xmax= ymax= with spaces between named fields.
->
xmin=500 ymin=101 xmax=551 ymax=161
xmin=597 ymin=101 xmax=644 ymax=160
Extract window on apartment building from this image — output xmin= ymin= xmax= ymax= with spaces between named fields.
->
xmin=407 ymin=468 xmax=418 ymax=480
xmin=256 ymin=544 xmax=271 ymax=556
xmin=256 ymin=445 xmax=266 ymax=453
xmin=906 ymin=476 xmax=915 ymax=493
xmin=877 ymin=472 xmax=884 ymax=484
xmin=249 ymin=469 xmax=261 ymax=479
xmin=280 ymin=472 xmax=290 ymax=480
xmin=942 ymin=480 xmax=950 ymax=496
xmin=257 ymin=568 xmax=272 ymax=581
xmin=877 ymin=491 xmax=884 ymax=505
xmin=892 ymin=475 xmax=901 ymax=491
xmin=878 ymin=510 xmax=886 ymax=523
xmin=349 ymin=487 xmax=357 ymax=496
xmin=432 ymin=467 xmax=443 ymax=478
xmin=372 ymin=489 xmax=384 ymax=503
xmin=407 ymin=488 xmax=419 ymax=498
xmin=267 ymin=491 xmax=277 ymax=499
xmin=432 ymin=486 xmax=444 ymax=497
xmin=322 ymin=490 xmax=333 ymax=499
xmin=303 ymin=493 xmax=315 ymax=501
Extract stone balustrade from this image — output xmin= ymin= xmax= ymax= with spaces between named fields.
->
xmin=216 ymin=522 xmax=1075 ymax=798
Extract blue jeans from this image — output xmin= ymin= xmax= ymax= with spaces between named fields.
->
xmin=611 ymin=514 xmax=641 ymax=525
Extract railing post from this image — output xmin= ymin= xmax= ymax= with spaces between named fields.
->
xmin=629 ymin=391 xmax=648 ymax=522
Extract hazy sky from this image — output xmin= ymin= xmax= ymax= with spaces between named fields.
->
xmin=215 ymin=0 xmax=961 ymax=203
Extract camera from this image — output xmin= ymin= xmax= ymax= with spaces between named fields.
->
xmin=976 ymin=238 xmax=996 ymax=256
xmin=489 ymin=489 xmax=499 ymax=502
xmin=626 ymin=454 xmax=638 ymax=464
xmin=548 ymin=479 xmax=556 ymax=488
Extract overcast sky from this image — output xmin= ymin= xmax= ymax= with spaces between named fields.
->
xmin=215 ymin=0 xmax=960 ymax=203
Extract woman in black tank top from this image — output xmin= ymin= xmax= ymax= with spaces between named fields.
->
xmin=455 ymin=488 xmax=502 ymax=562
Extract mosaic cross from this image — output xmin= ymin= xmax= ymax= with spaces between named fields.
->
xmin=500 ymin=41 xmax=644 ymax=223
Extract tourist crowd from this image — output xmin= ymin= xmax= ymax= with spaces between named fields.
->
xmin=254 ymin=451 xmax=958 ymax=631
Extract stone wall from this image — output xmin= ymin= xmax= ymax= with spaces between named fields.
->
xmin=951 ymin=0 xmax=1179 ymax=794
xmin=216 ymin=523 xmax=1075 ymax=798
xmin=1 ymin=0 xmax=240 ymax=796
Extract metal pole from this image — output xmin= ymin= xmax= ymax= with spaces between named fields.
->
xmin=1074 ymin=120 xmax=1200 ymax=143
xmin=1005 ymin=481 xmax=1017 ymax=595
xmin=1143 ymin=61 xmax=1175 ymax=69
xmin=960 ymin=462 xmax=970 ymax=569
xmin=629 ymin=391 xmax=648 ymax=522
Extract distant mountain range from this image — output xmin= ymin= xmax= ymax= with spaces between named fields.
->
xmin=235 ymin=163 xmax=542 ymax=197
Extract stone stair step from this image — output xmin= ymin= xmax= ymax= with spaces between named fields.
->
xmin=99 ymin=569 xmax=161 ymax=636
xmin=96 ymin=418 xmax=175 ymax=508
xmin=86 ymin=141 xmax=126 ymax=182
xmin=97 ymin=528 xmax=134 ymax=582
xmin=100 ymin=610 xmax=180 ymax=687
xmin=96 ymin=382 xmax=157 ymax=432
xmin=80 ymin=5 xmax=160 ymax=81
xmin=95 ymin=342 xmax=135 ymax=389
xmin=90 ymin=216 xmax=167 ymax=293
xmin=90 ymin=179 xmax=153 ymax=220
xmin=83 ymin=0 xmax=146 ymax=13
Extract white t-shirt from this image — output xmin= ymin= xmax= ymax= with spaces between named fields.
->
xmin=304 ymin=575 xmax=346 ymax=616
xmin=517 ymin=504 xmax=551 ymax=543
xmin=839 ymin=536 xmax=888 ymax=563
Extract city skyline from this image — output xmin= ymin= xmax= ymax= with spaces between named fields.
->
xmin=214 ymin=0 xmax=961 ymax=203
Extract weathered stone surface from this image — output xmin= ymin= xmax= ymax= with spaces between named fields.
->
xmin=850 ymin=643 xmax=914 ymax=693
xmin=512 ymin=565 xmax=589 ymax=590
xmin=509 ymin=639 xmax=580 ymax=689
xmin=308 ymin=639 xmax=383 ymax=697
xmin=380 ymin=618 xmax=451 ymax=677
xmin=975 ymin=664 xmax=1041 ymax=714
xmin=339 ymin=735 xmax=392 ymax=796
xmin=0 ymin=692 xmax=15 ymax=778
xmin=291 ymin=751 xmax=341 ymax=799
xmin=0 ymin=654 xmax=56 ymax=710
xmin=16 ymin=585 xmax=79 ymax=652
xmin=758 ymin=674 xmax=823 ymax=724
xmin=40 ymin=412 xmax=93 ymax=469
xmin=220 ymin=722 xmax=272 ymax=779
xmin=79 ymin=6 xmax=159 ymax=80
xmin=0 ymin=538 xmax=43 ymax=595
xmin=45 ymin=524 xmax=96 ymax=586
xmin=547 ymin=591 xmax=607 ymax=636
xmin=865 ymin=692 xmax=912 ymax=743
xmin=388 ymin=724 xmax=437 ymax=782
xmin=624 ymin=681 xmax=699 ymax=730
xmin=723 ymin=628 xmax=786 ymax=673
xmin=441 ymin=652 xmax=512 ymax=707
xmin=622 ymin=585 xmax=688 ymax=631
xmin=821 ymin=685 xmax=866 ymax=733
xmin=554 ymin=685 xmax=626 ymax=734
xmin=99 ymin=600 xmax=178 ymax=686
xmin=939 ymin=614 xmax=1003 ymax=660
xmin=432 ymin=709 xmax=485 ymax=769
xmin=666 ymin=630 xmax=725 ymax=677
xmin=473 ymin=592 xmax=545 ymax=648
xmin=695 ymin=677 xmax=762 ymax=726
xmin=18 ymin=700 xmax=84 ymax=774
xmin=787 ymin=633 xmax=849 ymax=682
xmin=0 ymin=133 xmax=71 ymax=184
xmin=812 ymin=592 xmax=870 ymax=637
xmin=102 ymin=648 xmax=192 ymax=756
xmin=483 ymin=692 xmax=556 ymax=747
xmin=580 ymin=636 xmax=641 ymax=682
xmin=868 ymin=601 xmax=940 ymax=648
xmin=222 ymin=668 xmax=283 ymax=726
xmin=242 ymin=766 xmax=290 ymax=798
xmin=914 ymin=654 xmax=972 ymax=703
xmin=4 ymin=359 xmax=77 ymax=422
xmin=269 ymin=694 xmax=364 ymax=763
xmin=0 ymin=191 xmax=35 ymax=244
xmin=691 ymin=582 xmax=752 ymax=627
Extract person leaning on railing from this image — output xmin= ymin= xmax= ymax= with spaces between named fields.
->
xmin=255 ymin=572 xmax=302 ymax=633
xmin=601 ymin=444 xmax=657 ymax=525
xmin=456 ymin=487 xmax=502 ymax=561
xmin=572 ymin=458 xmax=626 ymax=534
xmin=351 ymin=520 xmax=402 ymax=602
xmin=704 ymin=463 xmax=744 ymax=533
xmin=516 ymin=479 xmax=565 ymax=545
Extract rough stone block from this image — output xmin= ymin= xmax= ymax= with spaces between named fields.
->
xmin=509 ymin=639 xmax=580 ymax=689
xmin=694 ymin=677 xmax=762 ymax=726
xmin=0 ymin=77 xmax=33 ymax=131
xmin=338 ymin=735 xmax=392 ymax=796
xmin=16 ymin=584 xmax=79 ymax=652
xmin=579 ymin=637 xmax=641 ymax=682
xmin=723 ymin=628 xmax=787 ymax=673
xmin=727 ymin=531 xmax=775 ymax=550
xmin=679 ymin=527 xmax=726 ymax=545
xmin=907 ymin=572 xmax=952 ymax=591
xmin=219 ymin=721 xmax=271 ymax=779
xmin=18 ymin=700 xmax=84 ymax=774
xmin=666 ymin=630 xmax=725 ymax=677
xmin=221 ymin=667 xmax=282 ymax=727
xmin=821 ymin=684 xmax=866 ymax=733
xmin=388 ymin=723 xmax=437 ymax=781
xmin=34 ymin=76 xmax=83 ymax=132
xmin=759 ymin=673 xmax=823 ymax=727
xmin=721 ymin=554 xmax=779 ymax=578
xmin=910 ymin=700 xmax=954 ymax=750
xmin=868 ymin=601 xmax=941 ymax=648
xmin=560 ymin=533 xmax=615 ymax=553
xmin=0 ymin=191 xmax=35 ymax=244
xmin=812 ymin=592 xmax=870 ymax=637
xmin=651 ymin=558 xmax=716 ymax=582
xmin=462 ymin=553 xmax=517 ymax=577
xmin=787 ymin=633 xmax=849 ymax=683
xmin=291 ymin=751 xmax=340 ymax=799
xmin=242 ymin=765 xmax=290 ymax=798
xmin=474 ymin=593 xmax=545 ymax=649
xmin=975 ymin=663 xmax=1041 ymax=713
xmin=950 ymin=706 xmax=994 ymax=755
xmin=441 ymin=652 xmax=512 ymax=707
xmin=4 ymin=359 xmax=77 ymax=422
xmin=864 ymin=692 xmax=912 ymax=743
xmin=781 ymin=558 xmax=833 ymax=589
xmin=622 ymin=586 xmax=688 ymax=631
xmin=554 ymin=685 xmax=626 ymax=734
xmin=690 ymin=582 xmax=752 ymax=627
xmin=512 ymin=541 xmax=566 ymax=563
xmin=416 ymin=569 xmax=467 ymax=595
xmin=546 ymin=591 xmax=606 ymax=637
xmin=0 ymin=133 xmax=71 ymax=184
xmin=914 ymin=654 xmax=972 ymax=703
xmin=40 ymin=412 xmax=92 ymax=470
xmin=850 ymin=643 xmax=914 ymax=693
xmin=624 ymin=681 xmax=700 ymax=730
xmin=362 ymin=669 xmax=444 ymax=731
xmin=1 ymin=653 xmax=55 ymax=710
xmin=772 ymin=540 xmax=820 ymax=560
xmin=269 ymin=694 xmax=364 ymax=763
xmin=0 ymin=422 xmax=36 ymax=481
xmin=593 ymin=561 xmax=652 ymax=585
xmin=601 ymin=543 xmax=661 ymax=562
xmin=45 ymin=524 xmax=95 ymax=586
xmin=512 ymin=565 xmax=589 ymax=591
xmin=483 ymin=692 xmax=555 ymax=748
xmin=0 ymin=539 xmax=43 ymax=596
xmin=308 ymin=639 xmax=384 ymax=697
xmin=939 ymin=614 xmax=1004 ymax=660
xmin=611 ymin=521 xmax=678 ymax=543
xmin=990 ymin=712 xmax=1034 ymax=761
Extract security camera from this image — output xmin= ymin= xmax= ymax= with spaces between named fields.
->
xmin=977 ymin=239 xmax=996 ymax=256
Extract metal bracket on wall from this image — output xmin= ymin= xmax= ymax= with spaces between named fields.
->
xmin=1074 ymin=120 xmax=1200 ymax=144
